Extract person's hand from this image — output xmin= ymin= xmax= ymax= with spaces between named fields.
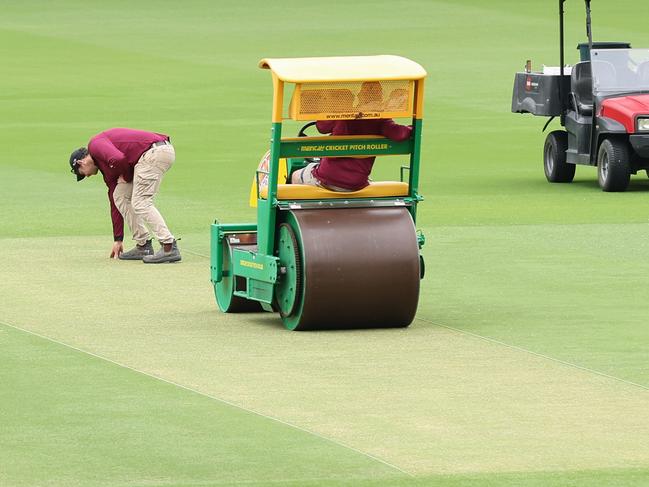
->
xmin=110 ymin=241 xmax=124 ymax=259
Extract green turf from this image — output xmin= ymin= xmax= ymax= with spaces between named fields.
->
xmin=0 ymin=323 xmax=407 ymax=487
xmin=2 ymin=0 xmax=649 ymax=485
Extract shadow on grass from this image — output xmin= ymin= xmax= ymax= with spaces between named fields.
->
xmin=569 ymin=177 xmax=649 ymax=192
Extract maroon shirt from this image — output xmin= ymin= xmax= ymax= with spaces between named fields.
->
xmin=88 ymin=128 xmax=169 ymax=241
xmin=312 ymin=119 xmax=412 ymax=191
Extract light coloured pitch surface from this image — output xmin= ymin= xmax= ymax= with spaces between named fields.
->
xmin=2 ymin=233 xmax=648 ymax=481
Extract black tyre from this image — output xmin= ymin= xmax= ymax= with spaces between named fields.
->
xmin=543 ymin=131 xmax=575 ymax=183
xmin=597 ymin=138 xmax=630 ymax=192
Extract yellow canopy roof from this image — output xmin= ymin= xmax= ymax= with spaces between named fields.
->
xmin=258 ymin=55 xmax=426 ymax=83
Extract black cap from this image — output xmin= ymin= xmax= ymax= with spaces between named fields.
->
xmin=69 ymin=147 xmax=88 ymax=181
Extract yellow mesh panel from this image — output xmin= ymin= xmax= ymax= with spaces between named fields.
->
xmin=289 ymin=80 xmax=413 ymax=120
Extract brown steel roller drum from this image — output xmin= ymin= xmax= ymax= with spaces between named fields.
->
xmin=283 ymin=207 xmax=420 ymax=330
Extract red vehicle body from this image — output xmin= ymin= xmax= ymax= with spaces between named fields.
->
xmin=599 ymin=95 xmax=649 ymax=134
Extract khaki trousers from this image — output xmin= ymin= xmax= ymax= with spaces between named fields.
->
xmin=113 ymin=143 xmax=176 ymax=245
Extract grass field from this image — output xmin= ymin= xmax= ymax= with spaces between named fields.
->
xmin=2 ymin=1 xmax=649 ymax=486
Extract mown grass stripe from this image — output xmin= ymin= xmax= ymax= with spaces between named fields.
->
xmin=0 ymin=318 xmax=414 ymax=478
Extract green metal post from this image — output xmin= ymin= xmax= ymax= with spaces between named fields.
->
xmin=408 ymin=117 xmax=423 ymax=223
xmin=257 ymin=122 xmax=283 ymax=255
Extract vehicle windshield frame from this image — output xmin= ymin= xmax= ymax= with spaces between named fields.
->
xmin=591 ymin=48 xmax=649 ymax=95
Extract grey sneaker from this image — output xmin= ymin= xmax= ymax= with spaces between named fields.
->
xmin=119 ymin=240 xmax=154 ymax=260
xmin=143 ymin=240 xmax=181 ymax=264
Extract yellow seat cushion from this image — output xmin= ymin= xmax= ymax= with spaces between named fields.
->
xmin=260 ymin=181 xmax=409 ymax=200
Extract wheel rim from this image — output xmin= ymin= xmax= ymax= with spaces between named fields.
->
xmin=275 ymin=224 xmax=302 ymax=318
xmin=214 ymin=237 xmax=262 ymax=313
xmin=600 ymin=152 xmax=609 ymax=181
xmin=215 ymin=241 xmax=235 ymax=311
xmin=545 ymin=145 xmax=554 ymax=174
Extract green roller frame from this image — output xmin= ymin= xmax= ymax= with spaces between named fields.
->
xmin=210 ymin=55 xmax=428 ymax=330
